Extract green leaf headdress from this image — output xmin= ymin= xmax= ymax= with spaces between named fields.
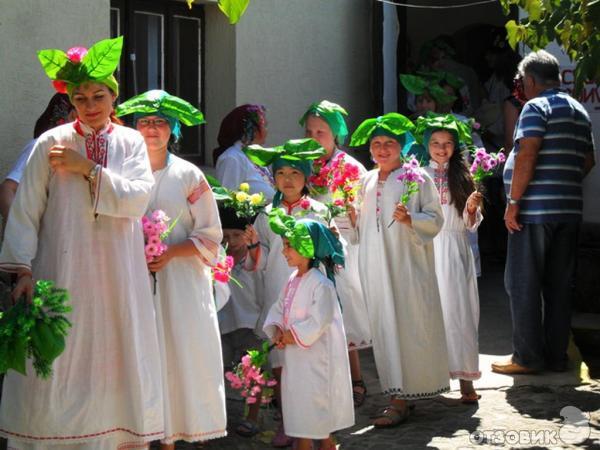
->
xmin=245 ymin=138 xmax=326 ymax=206
xmin=414 ymin=112 xmax=473 ymax=151
xmin=268 ymin=208 xmax=344 ymax=284
xmin=299 ymin=100 xmax=349 ymax=145
xmin=244 ymin=138 xmax=326 ymax=177
xmin=116 ymin=89 xmax=204 ymax=140
xmin=349 ymin=112 xmax=416 ymax=155
xmin=37 ymin=36 xmax=123 ymax=97
xmin=399 ymin=73 xmax=457 ymax=107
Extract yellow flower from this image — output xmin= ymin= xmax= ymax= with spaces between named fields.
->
xmin=249 ymin=193 xmax=263 ymax=206
xmin=239 ymin=182 xmax=250 ymax=193
xmin=235 ymin=191 xmax=249 ymax=202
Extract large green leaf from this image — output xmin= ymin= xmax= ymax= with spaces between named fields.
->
xmin=82 ymin=36 xmax=123 ymax=80
xmin=116 ymin=89 xmax=204 ymax=125
xmin=37 ymin=49 xmax=69 ymax=80
xmin=218 ymin=0 xmax=250 ymax=25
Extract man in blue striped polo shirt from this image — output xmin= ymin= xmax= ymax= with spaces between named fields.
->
xmin=493 ymin=50 xmax=595 ymax=375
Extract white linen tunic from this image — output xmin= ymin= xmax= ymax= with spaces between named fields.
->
xmin=312 ymin=149 xmax=371 ymax=349
xmin=425 ymin=162 xmax=482 ymax=380
xmin=215 ymin=141 xmax=275 ymax=201
xmin=251 ymin=198 xmax=329 ymax=336
xmin=356 ymin=167 xmax=450 ymax=398
xmin=0 ymin=122 xmax=164 ymax=449
xmin=263 ymin=268 xmax=354 ymax=439
xmin=218 ymin=258 xmax=260 ymax=335
xmin=148 ymin=154 xmax=227 ymax=443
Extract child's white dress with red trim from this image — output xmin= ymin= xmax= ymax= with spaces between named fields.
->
xmin=148 ymin=154 xmax=227 ymax=444
xmin=263 ymin=268 xmax=354 ymax=439
xmin=425 ymin=162 xmax=482 ymax=381
xmin=0 ymin=123 xmax=164 ymax=449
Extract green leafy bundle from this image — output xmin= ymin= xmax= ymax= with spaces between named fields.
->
xmin=0 ymin=280 xmax=72 ymax=379
xmin=501 ymin=0 xmax=600 ymax=94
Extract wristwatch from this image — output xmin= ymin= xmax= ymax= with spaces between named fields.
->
xmin=507 ymin=196 xmax=520 ymax=205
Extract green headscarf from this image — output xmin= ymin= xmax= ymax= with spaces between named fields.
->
xmin=116 ymin=89 xmax=205 ymax=140
xmin=38 ymin=36 xmax=123 ymax=97
xmin=268 ymin=208 xmax=344 ymax=284
xmin=349 ymin=112 xmax=416 ymax=155
xmin=299 ymin=100 xmax=349 ymax=145
xmin=244 ymin=138 xmax=326 ymax=206
xmin=414 ymin=112 xmax=473 ymax=152
xmin=399 ymin=73 xmax=457 ymax=107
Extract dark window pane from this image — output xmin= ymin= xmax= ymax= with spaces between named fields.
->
xmin=134 ymin=12 xmax=164 ymax=93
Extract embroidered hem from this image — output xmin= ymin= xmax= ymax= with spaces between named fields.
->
xmin=0 ymin=427 xmax=163 ymax=445
xmin=161 ymin=428 xmax=227 ymax=444
xmin=450 ymin=370 xmax=482 ymax=381
xmin=382 ymin=384 xmax=450 ymax=399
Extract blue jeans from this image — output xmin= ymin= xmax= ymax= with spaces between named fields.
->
xmin=504 ymin=222 xmax=579 ymax=370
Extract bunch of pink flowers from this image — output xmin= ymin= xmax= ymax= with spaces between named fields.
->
xmin=396 ymin=155 xmax=426 ymax=205
xmin=470 ymin=148 xmax=506 ymax=185
xmin=327 ymin=153 xmax=361 ymax=204
xmin=388 ymin=155 xmax=426 ymax=228
xmin=225 ymin=343 xmax=277 ymax=405
xmin=212 ymin=254 xmax=235 ymax=284
xmin=142 ymin=210 xmax=172 ymax=262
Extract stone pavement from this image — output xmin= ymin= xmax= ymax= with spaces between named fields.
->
xmin=176 ymin=260 xmax=600 ymax=449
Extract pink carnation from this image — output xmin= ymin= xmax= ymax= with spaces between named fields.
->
xmin=145 ymin=243 xmax=160 ymax=257
xmin=66 ymin=46 xmax=88 ymax=63
xmin=148 ymin=234 xmax=162 ymax=246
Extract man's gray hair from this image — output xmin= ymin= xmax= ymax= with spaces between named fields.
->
xmin=518 ymin=50 xmax=561 ymax=86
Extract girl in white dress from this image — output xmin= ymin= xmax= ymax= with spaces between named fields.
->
xmin=117 ymin=89 xmax=226 ymax=448
xmin=263 ymin=210 xmax=353 ymax=450
xmin=300 ymin=100 xmax=371 ymax=408
xmin=347 ymin=113 xmax=449 ymax=428
xmin=416 ymin=114 xmax=483 ymax=403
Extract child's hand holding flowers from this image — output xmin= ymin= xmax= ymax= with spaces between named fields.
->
xmin=466 ymin=191 xmax=484 ymax=215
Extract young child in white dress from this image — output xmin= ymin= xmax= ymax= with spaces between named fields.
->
xmin=263 ymin=209 xmax=354 ymax=450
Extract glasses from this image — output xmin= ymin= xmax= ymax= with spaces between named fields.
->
xmin=137 ymin=118 xmax=169 ymax=128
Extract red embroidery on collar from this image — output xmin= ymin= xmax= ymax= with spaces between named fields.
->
xmin=73 ymin=119 xmax=113 ymax=167
xmin=282 ymin=197 xmax=305 ymax=214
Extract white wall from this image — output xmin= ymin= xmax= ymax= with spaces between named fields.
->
xmin=229 ymin=0 xmax=374 ymax=151
xmin=0 ymin=0 xmax=109 ymax=178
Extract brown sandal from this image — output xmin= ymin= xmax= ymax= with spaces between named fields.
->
xmin=372 ymin=404 xmax=409 ymax=428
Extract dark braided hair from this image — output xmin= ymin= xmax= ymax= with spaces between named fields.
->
xmin=446 ymin=136 xmax=475 ymax=216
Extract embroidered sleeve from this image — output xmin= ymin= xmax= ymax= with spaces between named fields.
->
xmin=0 ymin=137 xmax=51 ymax=272
xmin=187 ymin=171 xmax=223 ymax=266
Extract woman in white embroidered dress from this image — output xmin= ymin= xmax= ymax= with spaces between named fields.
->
xmin=0 ymin=37 xmax=164 ymax=450
xmin=347 ymin=113 xmax=449 ymax=428
xmin=417 ymin=114 xmax=483 ymax=403
xmin=116 ymin=90 xmax=226 ymax=448
xmin=301 ymin=100 xmax=372 ymax=408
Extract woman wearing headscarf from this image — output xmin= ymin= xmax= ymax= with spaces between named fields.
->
xmin=0 ymin=37 xmax=164 ymax=449
xmin=116 ymin=90 xmax=226 ymax=449
xmin=214 ymin=104 xmax=275 ymax=201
